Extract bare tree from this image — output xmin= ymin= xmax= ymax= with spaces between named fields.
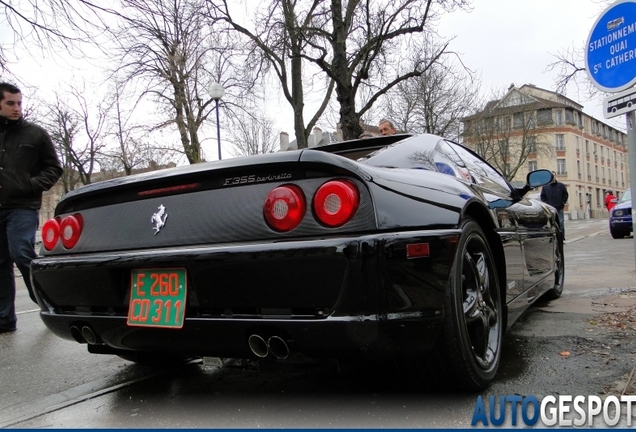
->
xmin=41 ymin=85 xmax=111 ymax=190
xmin=546 ymin=1 xmax=614 ymax=98
xmin=309 ymin=0 xmax=472 ymax=140
xmin=462 ymin=97 xmax=552 ymax=181
xmin=211 ymin=0 xmax=470 ymax=143
xmin=40 ymin=97 xmax=82 ymax=193
xmin=383 ymin=59 xmax=480 ymax=140
xmin=547 ymin=46 xmax=600 ymax=99
xmin=228 ymin=110 xmax=279 ymax=157
xmin=209 ymin=0 xmax=335 ymax=149
xmin=109 ymin=0 xmax=255 ymax=164
xmin=0 ymin=0 xmax=115 ymax=73
xmin=98 ymin=84 xmax=176 ymax=176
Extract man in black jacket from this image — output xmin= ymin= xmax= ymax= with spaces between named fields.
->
xmin=0 ymin=82 xmax=63 ymax=333
xmin=540 ymin=171 xmax=569 ymax=238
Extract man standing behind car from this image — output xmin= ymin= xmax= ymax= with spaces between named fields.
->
xmin=0 ymin=82 xmax=63 ymax=333
xmin=541 ymin=171 xmax=569 ymax=238
xmin=378 ymin=118 xmax=397 ymax=136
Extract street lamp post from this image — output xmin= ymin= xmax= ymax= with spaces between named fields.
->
xmin=209 ymin=82 xmax=225 ymax=160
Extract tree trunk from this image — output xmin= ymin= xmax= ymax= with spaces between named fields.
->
xmin=331 ymin=0 xmax=362 ymax=141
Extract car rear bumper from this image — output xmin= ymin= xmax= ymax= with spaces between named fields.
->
xmin=32 ymin=230 xmax=460 ymax=359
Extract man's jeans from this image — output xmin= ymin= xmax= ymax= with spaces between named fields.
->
xmin=557 ymin=209 xmax=565 ymax=237
xmin=0 ymin=208 xmax=38 ymax=329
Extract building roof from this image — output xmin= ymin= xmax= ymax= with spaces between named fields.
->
xmin=463 ymin=84 xmax=581 ymax=121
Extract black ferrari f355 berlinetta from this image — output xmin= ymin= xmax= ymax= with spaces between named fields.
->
xmin=31 ymin=133 xmax=564 ymax=390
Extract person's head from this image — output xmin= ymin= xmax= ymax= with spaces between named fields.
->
xmin=606 ymin=190 xmax=613 ymax=196
xmin=0 ymin=82 xmax=22 ymax=121
xmin=378 ymin=118 xmax=397 ymax=136
xmin=551 ymin=171 xmax=557 ymax=183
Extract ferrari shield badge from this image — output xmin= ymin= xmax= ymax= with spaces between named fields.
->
xmin=151 ymin=204 xmax=168 ymax=235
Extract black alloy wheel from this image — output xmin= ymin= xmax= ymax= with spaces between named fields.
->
xmin=435 ymin=218 xmax=503 ymax=390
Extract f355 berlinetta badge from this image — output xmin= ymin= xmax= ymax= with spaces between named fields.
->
xmin=151 ymin=204 xmax=168 ymax=235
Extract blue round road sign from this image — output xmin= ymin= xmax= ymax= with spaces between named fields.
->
xmin=585 ymin=0 xmax=636 ymax=92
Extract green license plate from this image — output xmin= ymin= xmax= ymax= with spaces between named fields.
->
xmin=127 ymin=268 xmax=187 ymax=329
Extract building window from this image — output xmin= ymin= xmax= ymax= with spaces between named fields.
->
xmin=537 ymin=109 xmax=552 ymax=125
xmin=577 ymin=160 xmax=581 ymax=176
xmin=556 ymin=134 xmax=565 ymax=150
xmin=596 ymin=188 xmax=601 ymax=207
xmin=575 ymin=136 xmax=580 ymax=150
xmin=529 ymin=161 xmax=537 ymax=172
xmin=503 ymin=116 xmax=512 ymax=131
xmin=557 ymin=159 xmax=566 ymax=175
xmin=527 ymin=136 xmax=537 ymax=153
xmin=555 ymin=110 xmax=563 ymax=125
xmin=585 ymin=140 xmax=589 ymax=154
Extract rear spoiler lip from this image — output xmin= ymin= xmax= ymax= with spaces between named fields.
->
xmin=55 ymin=134 xmax=414 ymax=213
xmin=61 ymin=151 xmax=304 ymax=200
xmin=54 ymin=152 xmax=372 ymax=215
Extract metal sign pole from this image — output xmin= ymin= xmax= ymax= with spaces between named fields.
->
xmin=627 ymin=111 xmax=636 ymax=271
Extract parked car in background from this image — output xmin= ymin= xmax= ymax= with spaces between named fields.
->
xmin=609 ymin=188 xmax=632 ymax=239
xmin=31 ymin=133 xmax=563 ymax=391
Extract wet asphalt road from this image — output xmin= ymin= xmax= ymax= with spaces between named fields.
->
xmin=1 ymin=218 xmax=635 ymax=428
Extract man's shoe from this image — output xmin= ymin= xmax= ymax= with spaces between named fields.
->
xmin=0 ymin=327 xmax=16 ymax=334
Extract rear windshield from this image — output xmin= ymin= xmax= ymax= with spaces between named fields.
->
xmin=360 ymin=135 xmax=442 ymax=170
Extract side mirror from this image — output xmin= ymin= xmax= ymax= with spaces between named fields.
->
xmin=527 ymin=169 xmax=552 ymax=188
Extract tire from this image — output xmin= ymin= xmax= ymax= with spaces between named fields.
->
xmin=610 ymin=227 xmax=626 ymax=239
xmin=543 ymin=232 xmax=565 ymax=300
xmin=400 ymin=218 xmax=503 ymax=390
xmin=117 ymin=351 xmax=193 ymax=366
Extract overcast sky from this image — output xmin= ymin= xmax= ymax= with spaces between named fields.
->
xmin=437 ymin=0 xmax=608 ymax=107
xmin=3 ymin=0 xmax=620 ymax=157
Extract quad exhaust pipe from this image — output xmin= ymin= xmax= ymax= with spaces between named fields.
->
xmin=248 ymin=334 xmax=291 ymax=360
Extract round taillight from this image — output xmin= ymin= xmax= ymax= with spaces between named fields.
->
xmin=313 ymin=180 xmax=360 ymax=227
xmin=60 ymin=214 xmax=83 ymax=249
xmin=263 ymin=185 xmax=306 ymax=232
xmin=41 ymin=218 xmax=61 ymax=251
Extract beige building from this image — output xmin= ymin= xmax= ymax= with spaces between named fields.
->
xmin=462 ymin=84 xmax=630 ymax=220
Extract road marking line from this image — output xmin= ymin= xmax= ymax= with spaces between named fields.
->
xmin=17 ymin=308 xmax=40 ymax=315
